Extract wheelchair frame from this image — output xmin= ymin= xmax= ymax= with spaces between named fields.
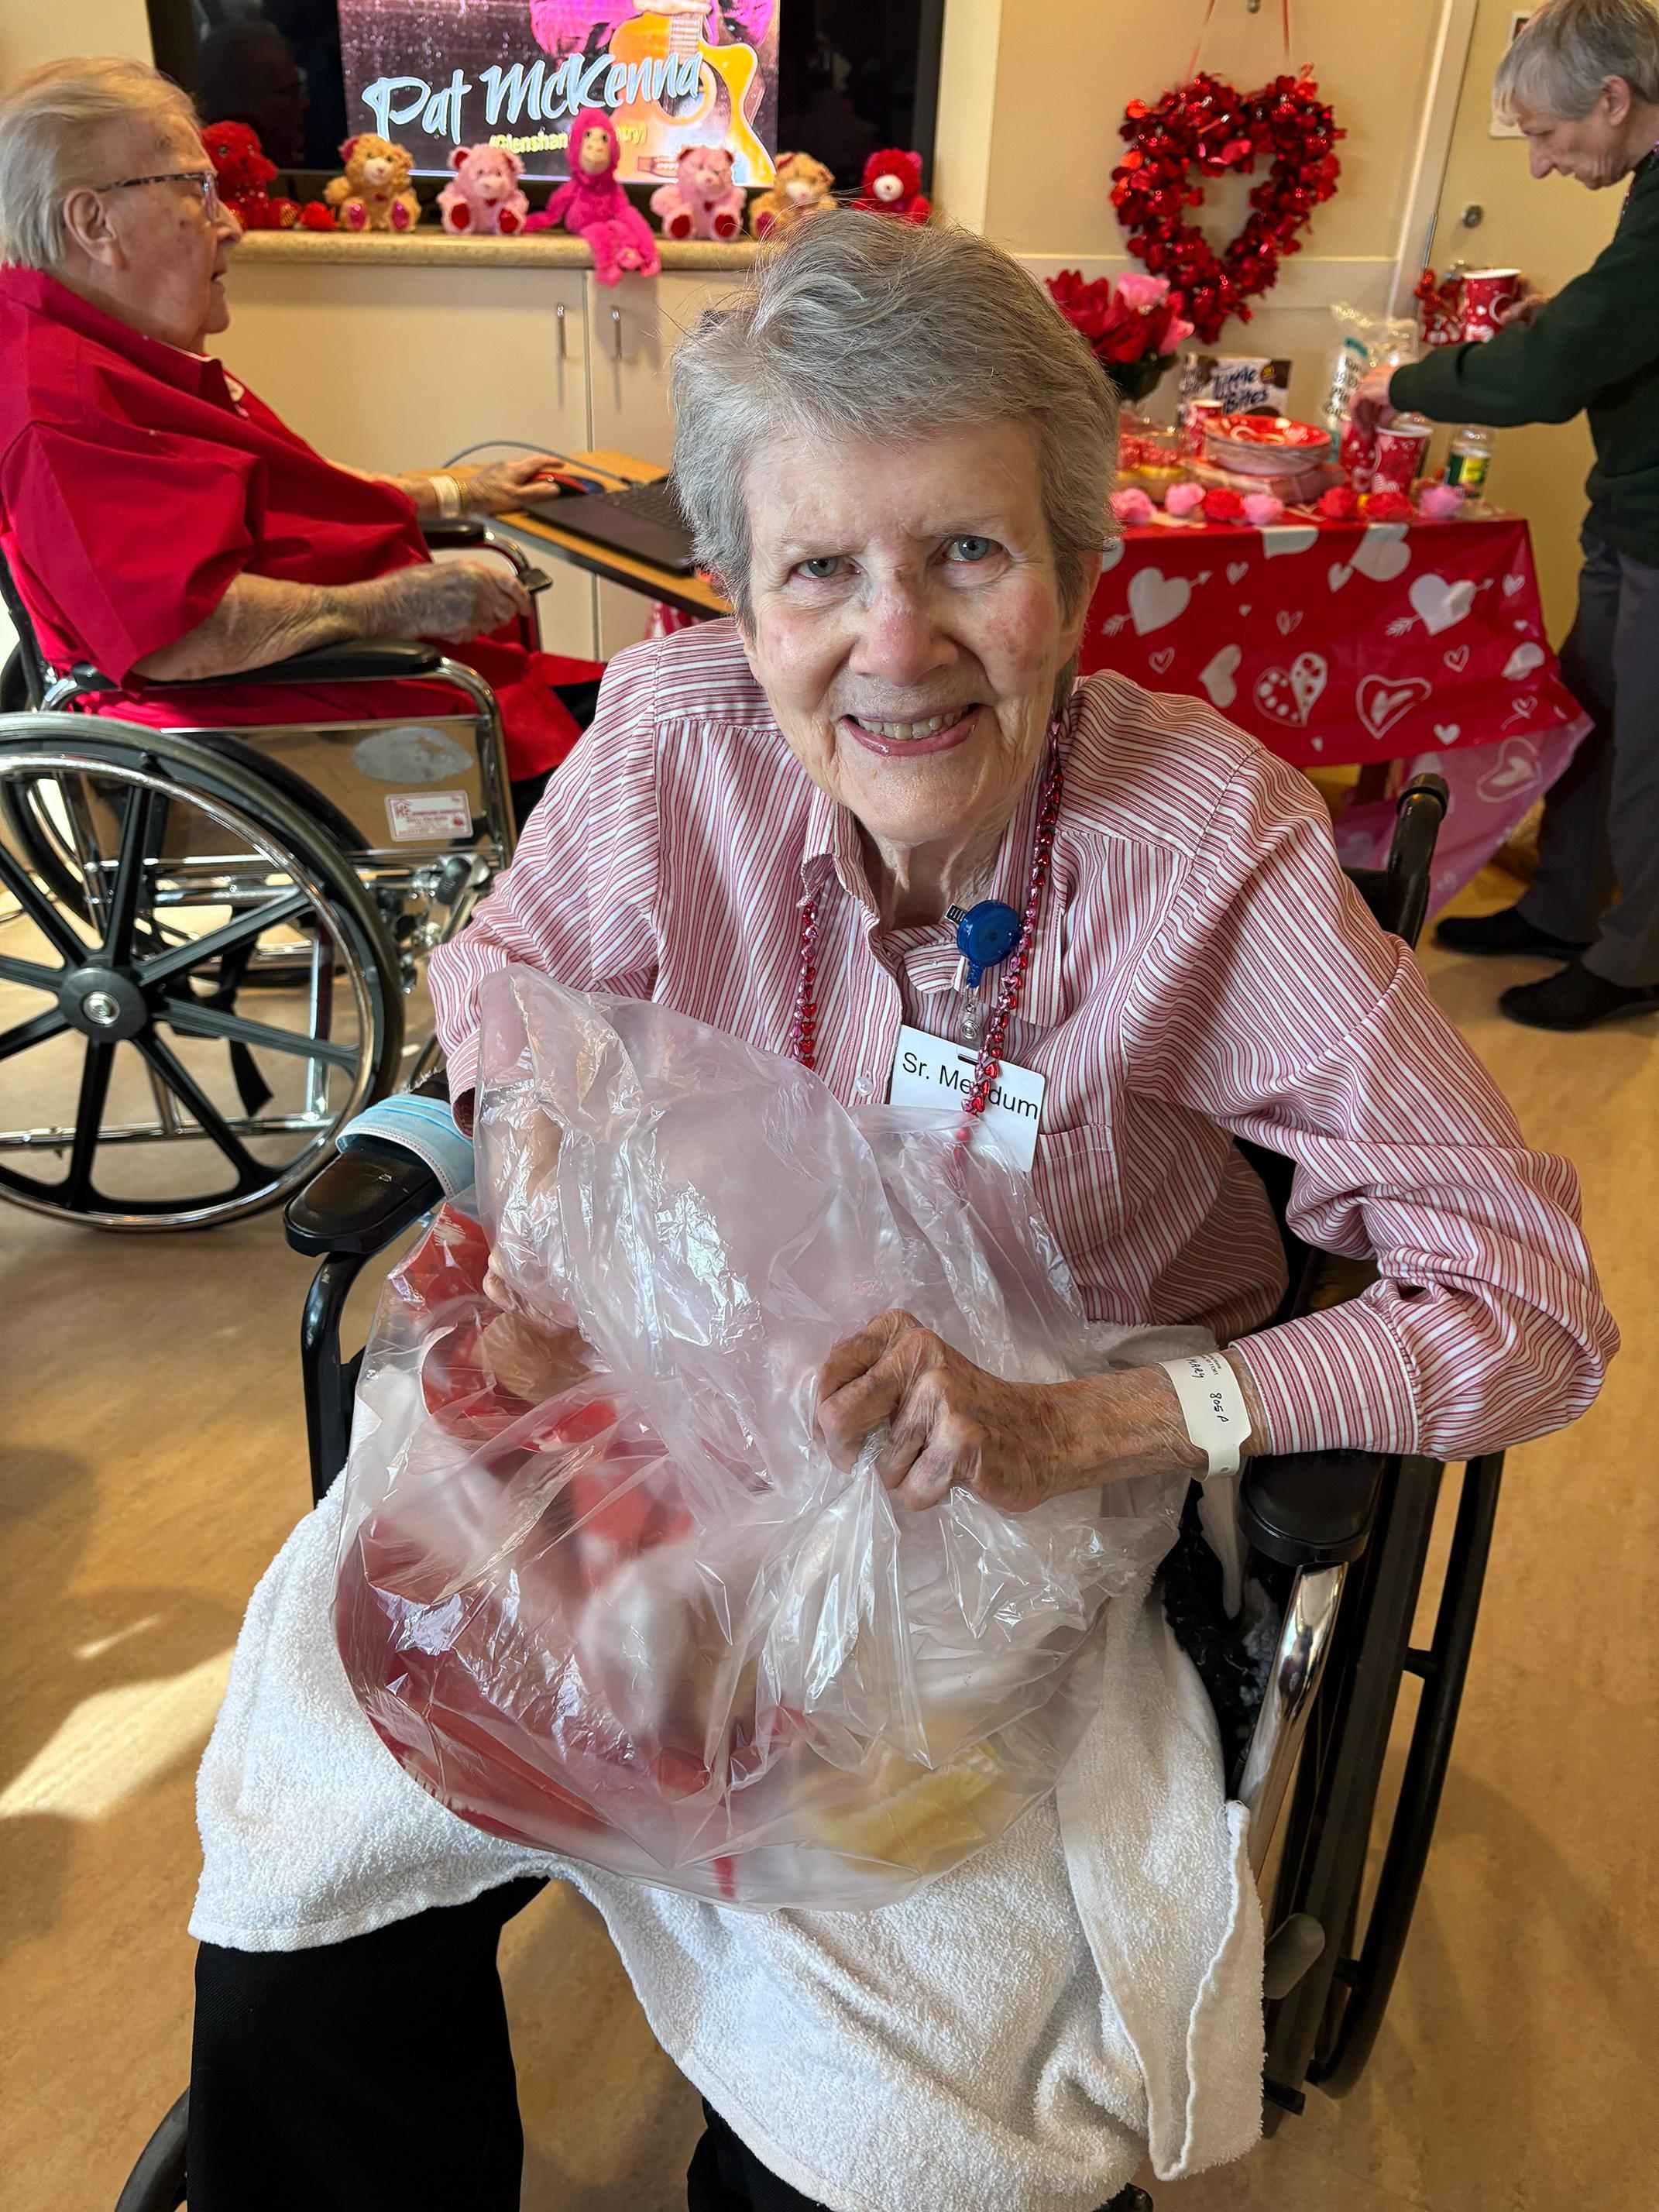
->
xmin=0 ymin=525 xmax=542 ymax=1229
xmin=112 ymin=776 xmax=1507 ymax=2212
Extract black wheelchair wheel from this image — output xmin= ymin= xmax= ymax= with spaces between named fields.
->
xmin=0 ymin=715 xmax=404 ymax=1230
xmin=114 ymin=2088 xmax=187 ymax=2211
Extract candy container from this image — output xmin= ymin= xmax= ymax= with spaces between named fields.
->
xmin=1461 ymin=269 xmax=1520 ymax=339
xmin=1371 ymin=415 xmax=1433 ymax=493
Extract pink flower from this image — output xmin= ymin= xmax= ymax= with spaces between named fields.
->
xmin=1242 ymin=492 xmax=1285 ymax=526
xmin=1111 ymin=488 xmax=1156 ymax=526
xmin=1114 ymin=270 xmax=1170 ymax=313
xmin=1164 ymin=481 xmax=1205 ymax=517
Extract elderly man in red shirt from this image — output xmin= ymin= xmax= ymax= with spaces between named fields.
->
xmin=0 ymin=55 xmax=594 ymax=819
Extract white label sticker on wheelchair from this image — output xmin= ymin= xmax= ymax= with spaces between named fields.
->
xmin=385 ymin=790 xmax=472 ymax=841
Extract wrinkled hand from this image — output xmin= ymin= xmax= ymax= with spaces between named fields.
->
xmin=1349 ymin=363 xmax=1400 ymax=438
xmin=393 ymin=555 xmax=531 ymax=642
xmin=814 ymin=1308 xmax=1205 ymax=1513
xmin=1496 ymin=279 xmax=1547 ymax=327
xmin=461 ymin=455 xmax=568 ymax=515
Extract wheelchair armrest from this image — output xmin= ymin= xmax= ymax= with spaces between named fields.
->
xmin=205 ymin=641 xmax=447 ymax=685
xmin=284 ymin=1144 xmax=441 ymax=1259
xmin=1238 ymin=1448 xmax=1386 ymax=1568
xmin=418 ymin=518 xmax=487 ymax=548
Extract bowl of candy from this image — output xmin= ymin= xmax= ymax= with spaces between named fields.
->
xmin=1204 ymin=414 xmax=1331 ymax=476
xmin=1116 ymin=417 xmax=1191 ymax=503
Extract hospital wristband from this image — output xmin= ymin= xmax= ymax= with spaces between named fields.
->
xmin=431 ymin=472 xmax=464 ymax=520
xmin=1159 ymin=1351 xmax=1254 ymax=1479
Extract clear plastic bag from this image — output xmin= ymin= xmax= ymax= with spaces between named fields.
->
xmin=335 ymin=970 xmax=1177 ymax=1908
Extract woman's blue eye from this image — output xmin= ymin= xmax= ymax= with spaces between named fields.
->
xmin=798 ymin=556 xmax=843 ymax=579
xmin=946 ymin=535 xmax=994 ymax=562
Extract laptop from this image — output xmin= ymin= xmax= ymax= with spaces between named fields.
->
xmin=525 ymin=476 xmax=699 ymax=575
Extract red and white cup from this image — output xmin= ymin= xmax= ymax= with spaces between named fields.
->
xmin=1180 ymin=396 xmax=1224 ymax=458
xmin=1371 ymin=414 xmax=1433 ymax=493
xmin=1460 ymin=268 xmax=1521 ymax=340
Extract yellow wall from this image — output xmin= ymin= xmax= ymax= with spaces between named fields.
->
xmin=0 ymin=0 xmax=149 ymax=78
xmin=1426 ymin=0 xmax=1621 ymax=634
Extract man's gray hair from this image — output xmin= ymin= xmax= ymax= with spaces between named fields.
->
xmin=1495 ymin=0 xmax=1659 ymax=121
xmin=669 ymin=214 xmax=1119 ymax=626
xmin=0 ymin=55 xmax=200 ymax=271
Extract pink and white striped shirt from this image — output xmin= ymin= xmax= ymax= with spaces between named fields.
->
xmin=430 ymin=621 xmax=1615 ymax=1461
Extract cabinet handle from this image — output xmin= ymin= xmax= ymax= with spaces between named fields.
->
xmin=555 ymin=301 xmax=566 ymax=360
xmin=610 ymin=305 xmax=623 ymax=362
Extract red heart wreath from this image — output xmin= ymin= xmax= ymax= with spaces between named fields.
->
xmin=1111 ymin=71 xmax=1341 ymax=344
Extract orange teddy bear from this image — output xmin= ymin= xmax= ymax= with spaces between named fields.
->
xmin=325 ymin=134 xmax=421 ymax=234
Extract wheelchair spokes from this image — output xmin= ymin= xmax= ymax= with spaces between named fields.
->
xmin=0 ymin=741 xmax=403 ymax=1228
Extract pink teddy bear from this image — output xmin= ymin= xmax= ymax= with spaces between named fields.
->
xmin=525 ymin=106 xmax=661 ymax=284
xmin=438 ymin=143 xmax=530 ymax=235
xmin=650 ymin=143 xmax=744 ymax=242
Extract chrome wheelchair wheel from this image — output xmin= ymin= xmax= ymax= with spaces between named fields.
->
xmin=0 ymin=716 xmax=404 ymax=1230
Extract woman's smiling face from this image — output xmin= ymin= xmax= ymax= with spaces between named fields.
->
xmin=738 ymin=419 xmax=1089 ymax=868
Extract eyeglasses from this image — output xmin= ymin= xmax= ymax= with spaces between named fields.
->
xmin=94 ymin=170 xmax=221 ymax=216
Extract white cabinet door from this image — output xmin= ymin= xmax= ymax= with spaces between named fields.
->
xmin=585 ymin=271 xmax=726 ymax=467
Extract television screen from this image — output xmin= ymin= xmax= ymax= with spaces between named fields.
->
xmin=338 ymin=0 xmax=781 ymax=183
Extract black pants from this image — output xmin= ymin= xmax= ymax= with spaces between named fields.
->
xmin=188 ymin=1878 xmax=829 ymax=2211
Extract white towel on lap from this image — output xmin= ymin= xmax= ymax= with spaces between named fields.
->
xmin=192 ymin=1472 xmax=1262 ymax=2210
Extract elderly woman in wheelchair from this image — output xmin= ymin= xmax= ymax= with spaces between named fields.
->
xmin=0 ymin=57 xmax=606 ymax=1231
xmin=113 ymin=215 xmax=1613 ymax=2211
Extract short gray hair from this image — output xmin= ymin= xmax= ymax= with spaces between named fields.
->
xmin=669 ymin=214 xmax=1119 ymax=626
xmin=0 ymin=55 xmax=200 ymax=271
xmin=1495 ymin=0 xmax=1659 ymax=121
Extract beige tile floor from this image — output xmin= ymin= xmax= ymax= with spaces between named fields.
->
xmin=2 ymin=870 xmax=1656 ymax=2212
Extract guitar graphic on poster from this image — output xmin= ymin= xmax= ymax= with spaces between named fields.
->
xmin=606 ymin=2 xmax=774 ymax=185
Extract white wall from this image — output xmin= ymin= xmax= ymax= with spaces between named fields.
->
xmin=0 ymin=0 xmax=150 ymax=78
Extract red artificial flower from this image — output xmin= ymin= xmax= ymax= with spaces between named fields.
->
xmin=1360 ymin=489 xmax=1413 ymax=522
xmin=1201 ymin=487 xmax=1247 ymax=524
xmin=1317 ymin=484 xmax=1359 ymax=520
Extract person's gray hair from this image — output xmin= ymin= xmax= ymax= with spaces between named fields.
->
xmin=0 ymin=55 xmax=200 ymax=271
xmin=669 ymin=213 xmax=1119 ymax=626
xmin=1494 ymin=0 xmax=1659 ymax=122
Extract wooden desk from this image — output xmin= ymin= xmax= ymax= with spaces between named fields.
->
xmin=503 ymin=450 xmax=731 ymax=623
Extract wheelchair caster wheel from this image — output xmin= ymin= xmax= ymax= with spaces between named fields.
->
xmin=1103 ymin=2190 xmax=1152 ymax=2212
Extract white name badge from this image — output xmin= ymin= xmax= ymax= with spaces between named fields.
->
xmin=888 ymin=1023 xmax=1046 ymax=1171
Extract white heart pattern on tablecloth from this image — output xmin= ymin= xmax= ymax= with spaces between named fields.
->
xmin=1128 ymin=565 xmax=1191 ymax=635
xmin=1504 ymin=695 xmax=1539 ymax=726
xmin=1477 ymin=737 xmax=1540 ymax=799
xmin=1355 ymin=674 xmax=1431 ymax=741
xmin=1503 ymin=641 xmax=1545 ymax=680
xmin=1276 ymin=609 xmax=1303 ymax=636
xmin=1444 ymin=644 xmax=1470 ymax=672
xmin=1410 ymin=573 xmax=1476 ymax=635
xmin=1262 ymin=524 xmax=1319 ymax=559
xmin=1100 ymin=539 xmax=1126 ymax=574
xmin=1352 ymin=524 xmax=1411 ymax=583
xmin=1503 ymin=572 xmax=1525 ymax=596
xmin=1149 ymin=646 xmax=1175 ymax=675
xmin=1328 ymin=561 xmax=1352 ymax=592
xmin=1226 ymin=560 xmax=1250 ymax=585
xmin=1434 ymin=722 xmax=1461 ymax=744
xmin=1199 ymin=643 xmax=1242 ymax=708
xmin=1253 ymin=651 xmax=1328 ymax=727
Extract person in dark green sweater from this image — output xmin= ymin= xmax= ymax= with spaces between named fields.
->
xmin=1354 ymin=0 xmax=1659 ymax=1030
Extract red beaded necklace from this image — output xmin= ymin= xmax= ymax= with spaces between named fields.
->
xmin=788 ymin=716 xmax=1066 ymax=1121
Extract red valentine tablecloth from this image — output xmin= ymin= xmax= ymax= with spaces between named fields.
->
xmin=1081 ymin=511 xmax=1592 ymax=911
xmin=1081 ymin=511 xmax=1579 ymax=768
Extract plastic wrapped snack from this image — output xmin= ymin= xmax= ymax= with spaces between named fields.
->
xmin=335 ymin=969 xmax=1177 ymax=1908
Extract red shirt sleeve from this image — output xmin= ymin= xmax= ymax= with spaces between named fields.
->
xmin=2 ymin=417 xmax=261 ymax=682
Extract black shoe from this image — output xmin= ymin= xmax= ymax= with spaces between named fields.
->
xmin=1499 ymin=960 xmax=1659 ymax=1031
xmin=1434 ymin=905 xmax=1589 ymax=960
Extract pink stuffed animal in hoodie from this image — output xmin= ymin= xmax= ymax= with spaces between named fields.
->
xmin=650 ymin=143 xmax=744 ymax=242
xmin=527 ymin=107 xmax=660 ymax=284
